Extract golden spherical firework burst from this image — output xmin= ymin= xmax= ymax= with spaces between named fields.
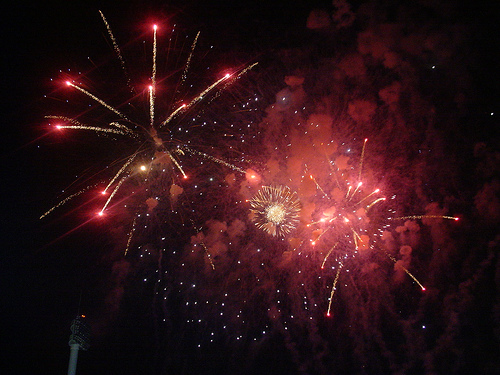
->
xmin=249 ymin=186 xmax=301 ymax=237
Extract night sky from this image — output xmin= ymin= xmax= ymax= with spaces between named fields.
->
xmin=1 ymin=1 xmax=499 ymax=374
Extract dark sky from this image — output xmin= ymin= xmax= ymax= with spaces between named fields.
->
xmin=1 ymin=1 xmax=499 ymax=374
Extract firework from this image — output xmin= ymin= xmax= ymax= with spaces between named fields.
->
xmin=42 ymin=12 xmax=258 ymax=255
xmin=248 ymin=185 xmax=301 ymax=237
xmin=302 ymin=140 xmax=458 ymax=314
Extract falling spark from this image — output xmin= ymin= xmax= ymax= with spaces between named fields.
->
xmin=166 ymin=151 xmax=187 ymax=178
xmin=101 ymin=175 xmax=128 ymax=213
xmin=355 ymin=188 xmax=380 ymax=206
xmin=347 ymin=181 xmax=362 ymax=202
xmin=357 ymin=138 xmax=368 ymax=181
xmin=389 ymin=215 xmax=459 ymax=221
xmin=54 ymin=124 xmax=126 ymax=136
xmin=149 ymin=85 xmax=155 ymax=128
xmin=386 ymin=253 xmax=426 ymax=291
xmin=46 ymin=116 xmax=135 ymax=137
xmin=103 ymin=154 xmax=137 ymax=193
xmin=181 ymin=31 xmax=200 ymax=84
xmin=124 ymin=216 xmax=138 ymax=256
xmin=321 ymin=243 xmax=338 ymax=269
xmin=99 ymin=10 xmax=133 ymax=92
xmin=40 ymin=187 xmax=92 ymax=219
xmin=366 ymin=197 xmax=386 ymax=210
xmin=181 ymin=146 xmax=246 ymax=173
xmin=200 ymin=242 xmax=216 ymax=270
xmin=326 ymin=264 xmax=343 ymax=317
xmin=65 ymin=81 xmax=129 ymax=121
xmin=190 ymin=219 xmax=216 ymax=270
xmin=309 ymin=174 xmax=329 ymax=198
xmin=160 ymin=103 xmax=187 ymax=128
xmin=150 ymin=24 xmax=157 ymax=128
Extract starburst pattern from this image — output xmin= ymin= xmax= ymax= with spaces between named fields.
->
xmin=41 ymin=12 xmax=258 ymax=256
xmin=248 ymin=185 xmax=301 ymax=237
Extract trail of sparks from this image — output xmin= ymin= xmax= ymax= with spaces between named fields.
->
xmin=321 ymin=243 xmax=338 ymax=269
xmin=366 ymin=197 xmax=386 ymax=210
xmin=159 ymin=71 xmax=233 ymax=129
xmin=160 ymin=104 xmax=187 ymax=128
xmin=124 ymin=216 xmax=138 ymax=256
xmin=351 ymin=228 xmax=362 ymax=250
xmin=152 ymin=25 xmax=157 ymax=88
xmin=181 ymin=31 xmax=200 ymax=84
xmin=108 ymin=122 xmax=137 ymax=137
xmin=309 ymin=174 xmax=329 ymax=198
xmin=190 ymin=220 xmax=216 ymax=270
xmin=227 ymin=62 xmax=259 ymax=83
xmin=184 ymin=74 xmax=232 ymax=110
xmin=100 ymin=175 xmax=128 ymax=213
xmin=386 ymin=253 xmax=426 ymax=291
xmin=65 ymin=81 xmax=130 ymax=121
xmin=40 ymin=187 xmax=92 ymax=219
xmin=149 ymin=85 xmax=155 ymax=129
xmin=181 ymin=146 xmax=246 ymax=174
xmin=355 ymin=188 xmax=380 ymax=206
xmin=200 ymin=242 xmax=216 ymax=270
xmin=357 ymin=138 xmax=368 ymax=181
xmin=150 ymin=24 xmax=157 ymax=128
xmin=54 ymin=124 xmax=127 ymax=136
xmin=389 ymin=215 xmax=459 ymax=221
xmin=206 ymin=63 xmax=259 ymax=105
xmin=347 ymin=182 xmax=362 ymax=202
xmin=103 ymin=154 xmax=137 ymax=193
xmin=46 ymin=116 xmax=135 ymax=137
xmin=326 ymin=264 xmax=343 ymax=317
xmin=99 ymin=10 xmax=134 ymax=93
xmin=311 ymin=227 xmax=331 ymax=246
xmin=166 ymin=151 xmax=187 ymax=178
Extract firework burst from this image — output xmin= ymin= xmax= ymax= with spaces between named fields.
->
xmin=248 ymin=185 xmax=301 ymax=237
xmin=241 ymin=131 xmax=459 ymax=319
xmin=42 ymin=12 xmax=258 ymax=255
xmin=299 ymin=139 xmax=459 ymax=316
